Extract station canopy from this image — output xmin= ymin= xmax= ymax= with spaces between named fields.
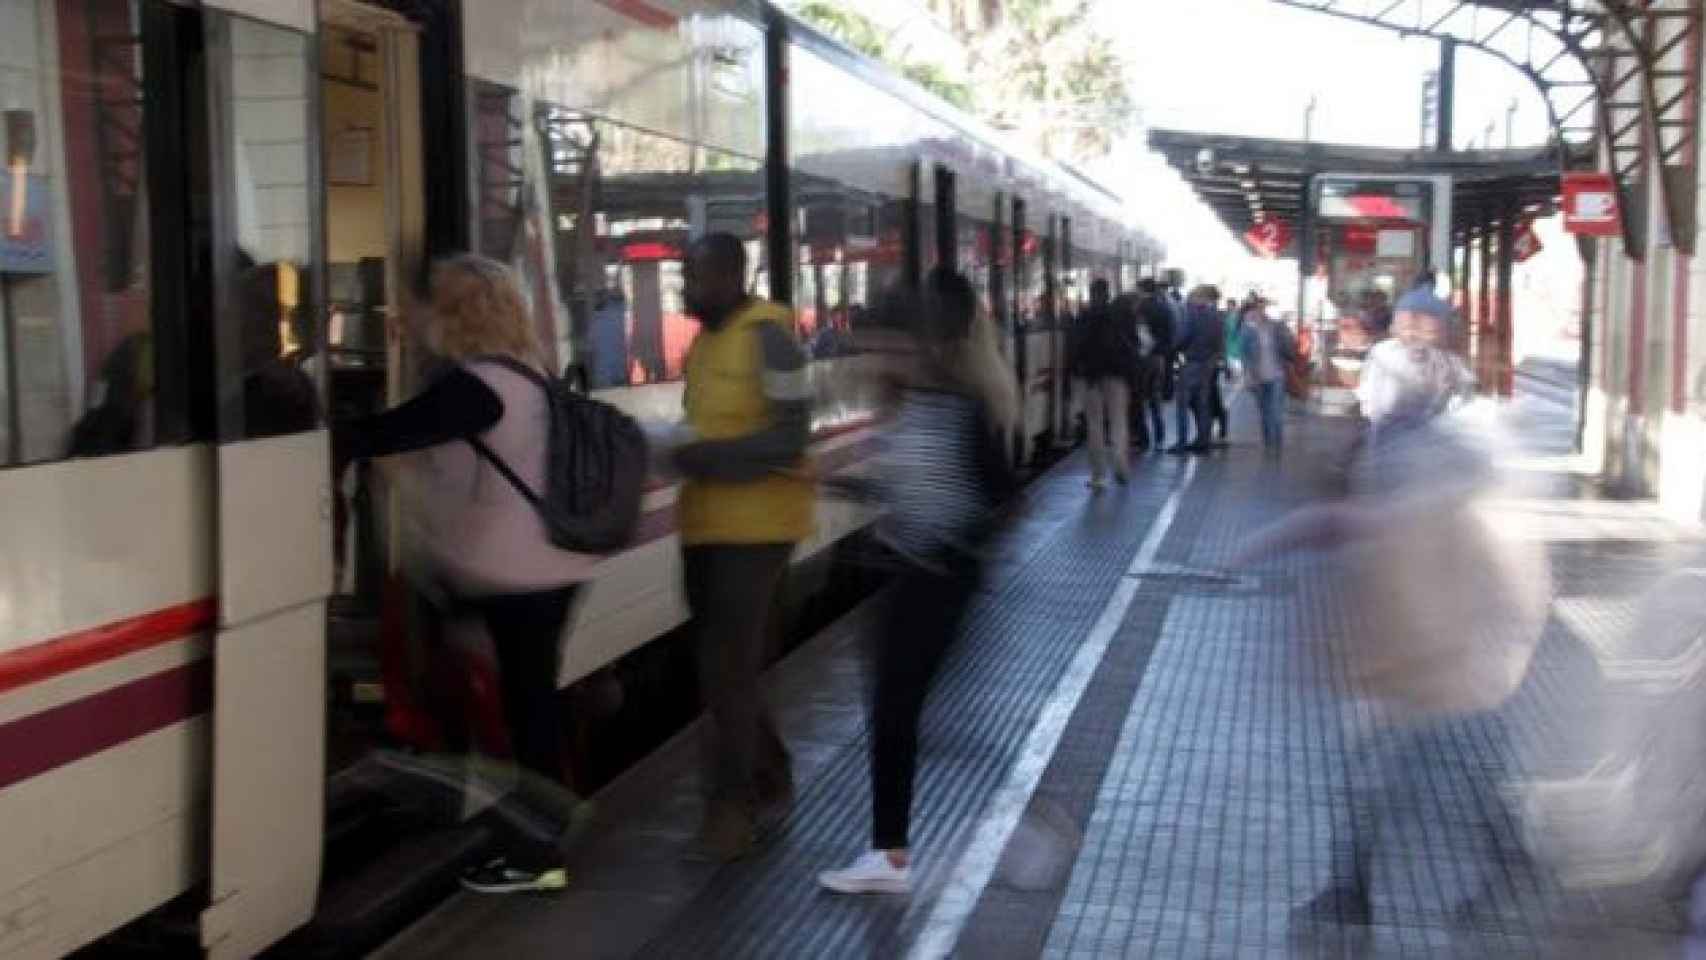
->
xmin=1148 ymin=128 xmax=1574 ymax=258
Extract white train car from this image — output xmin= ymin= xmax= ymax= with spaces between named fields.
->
xmin=0 ymin=1 xmax=1149 ymax=956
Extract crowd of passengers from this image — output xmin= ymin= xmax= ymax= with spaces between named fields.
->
xmin=323 ymin=235 xmax=1700 ymax=951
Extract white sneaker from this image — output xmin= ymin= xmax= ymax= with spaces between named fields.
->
xmin=818 ymin=850 xmax=912 ymax=895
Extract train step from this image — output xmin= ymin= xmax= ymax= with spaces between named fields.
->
xmin=264 ymin=820 xmax=493 ymax=960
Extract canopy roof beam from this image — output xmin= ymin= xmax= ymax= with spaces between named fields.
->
xmin=1271 ymin=0 xmax=1703 ymax=258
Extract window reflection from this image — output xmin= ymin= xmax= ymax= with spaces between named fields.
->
xmin=540 ymin=107 xmax=765 ymax=388
xmin=0 ymin=0 xmax=155 ymax=465
xmin=211 ymin=15 xmax=319 ymax=442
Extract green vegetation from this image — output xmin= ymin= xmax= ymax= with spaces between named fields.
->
xmin=792 ymin=0 xmax=1133 ymax=164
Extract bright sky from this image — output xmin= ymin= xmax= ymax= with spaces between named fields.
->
xmin=1080 ymin=0 xmax=1557 ymax=287
xmin=798 ymin=0 xmax=1571 ymax=296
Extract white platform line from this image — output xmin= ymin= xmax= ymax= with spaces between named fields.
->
xmin=906 ymin=459 xmax=1200 ymax=959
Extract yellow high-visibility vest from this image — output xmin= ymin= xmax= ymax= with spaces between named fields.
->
xmin=678 ymin=299 xmax=815 ymax=546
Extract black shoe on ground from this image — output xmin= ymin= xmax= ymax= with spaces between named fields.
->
xmin=1165 ymin=443 xmax=1191 ymax=455
xmin=460 ymin=857 xmax=569 ymax=895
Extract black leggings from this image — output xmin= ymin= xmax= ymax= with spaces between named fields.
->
xmin=469 ymin=585 xmax=579 ymax=868
xmin=871 ymin=557 xmax=980 ymax=851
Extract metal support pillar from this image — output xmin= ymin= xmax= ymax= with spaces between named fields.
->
xmin=1478 ymin=212 xmax=1494 ymax=390
xmin=1297 ymin=173 xmax=1317 ymax=382
xmin=1497 ymin=209 xmax=1516 ymax=397
xmin=904 ymin=161 xmax=922 ymax=290
xmin=1437 ymin=38 xmax=1455 ymax=153
xmin=935 ymin=164 xmax=956 ymax=271
xmin=764 ymin=14 xmax=792 ymax=305
xmin=1454 ymin=235 xmax=1472 ymax=355
xmin=1576 ymin=240 xmax=1597 ymax=451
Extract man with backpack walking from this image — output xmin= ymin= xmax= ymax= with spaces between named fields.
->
xmin=672 ymin=232 xmax=814 ymax=861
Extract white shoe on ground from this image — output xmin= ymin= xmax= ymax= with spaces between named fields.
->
xmin=818 ymin=850 xmax=912 ymax=895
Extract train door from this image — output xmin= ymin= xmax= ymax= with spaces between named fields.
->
xmin=198 ymin=3 xmax=330 ymax=957
xmin=314 ymin=0 xmax=425 ymax=750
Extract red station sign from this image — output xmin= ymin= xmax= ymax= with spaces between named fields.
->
xmin=1562 ymin=172 xmax=1622 ymax=237
xmin=1512 ymin=221 xmax=1544 ymax=262
xmin=1244 ymin=220 xmax=1293 ymax=258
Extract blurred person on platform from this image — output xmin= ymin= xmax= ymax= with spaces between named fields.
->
xmin=1132 ymin=279 xmax=1174 ymax=451
xmin=1355 ymin=286 xmax=1474 ymax=455
xmin=667 ymin=232 xmax=814 ymax=861
xmin=1169 ymin=285 xmax=1224 ymax=454
xmin=1068 ymin=277 xmax=1137 ymax=489
xmin=819 ymin=267 xmax=1019 ymax=895
xmin=1236 ymin=404 xmax=1549 ymax=942
xmin=1239 ymin=298 xmax=1297 ymax=457
xmin=333 ymin=254 xmax=599 ymax=895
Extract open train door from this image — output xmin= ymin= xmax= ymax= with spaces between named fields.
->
xmin=197 ymin=3 xmax=333 ymax=957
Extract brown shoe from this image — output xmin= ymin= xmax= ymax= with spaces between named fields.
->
xmin=692 ymin=804 xmax=757 ymax=862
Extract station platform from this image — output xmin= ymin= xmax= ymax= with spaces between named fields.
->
xmin=377 ymin=367 xmax=1703 ymax=959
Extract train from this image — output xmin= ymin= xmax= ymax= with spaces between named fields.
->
xmin=0 ymin=0 xmax=1160 ymax=957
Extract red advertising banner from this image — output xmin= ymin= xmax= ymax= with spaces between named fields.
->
xmin=1562 ymin=172 xmax=1621 ymax=237
xmin=1244 ymin=219 xmax=1293 ymax=258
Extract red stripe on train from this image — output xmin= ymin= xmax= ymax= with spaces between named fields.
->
xmin=594 ymin=0 xmax=677 ymax=29
xmin=0 ymin=598 xmax=216 ymax=697
xmin=0 ymin=659 xmax=211 ymax=790
xmin=0 ymin=425 xmax=884 ymax=778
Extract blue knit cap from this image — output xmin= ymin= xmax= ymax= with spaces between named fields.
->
xmin=1394 ymin=287 xmax=1452 ymax=320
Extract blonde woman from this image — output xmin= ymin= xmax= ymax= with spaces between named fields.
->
xmin=333 ymin=253 xmax=596 ymax=895
xmin=820 ymin=268 xmax=1019 ymax=895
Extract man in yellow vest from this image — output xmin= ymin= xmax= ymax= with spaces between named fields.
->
xmin=673 ymin=233 xmax=815 ymax=861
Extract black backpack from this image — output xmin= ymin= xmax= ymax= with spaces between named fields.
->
xmin=465 ymin=355 xmax=648 ymax=554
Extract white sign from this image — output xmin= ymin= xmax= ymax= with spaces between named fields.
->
xmin=1376 ymin=229 xmax=1415 ymax=258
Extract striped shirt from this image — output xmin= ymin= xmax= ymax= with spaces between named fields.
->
xmin=874 ymin=388 xmax=997 ymax=566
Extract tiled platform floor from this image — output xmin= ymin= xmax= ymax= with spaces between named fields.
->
xmin=380 ymin=366 xmax=1705 ymax=959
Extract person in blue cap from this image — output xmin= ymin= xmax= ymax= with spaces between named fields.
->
xmin=1354 ymin=284 xmax=1474 ymax=449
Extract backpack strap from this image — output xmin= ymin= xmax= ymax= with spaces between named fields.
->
xmin=468 ymin=434 xmax=544 ymax=508
xmin=462 ymin=354 xmax=551 ymax=508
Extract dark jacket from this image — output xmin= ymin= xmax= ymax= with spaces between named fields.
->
xmin=1069 ymin=301 xmax=1137 ymax=379
xmin=1137 ymin=294 xmax=1175 ymax=357
xmin=1175 ymin=302 xmax=1225 ymax=366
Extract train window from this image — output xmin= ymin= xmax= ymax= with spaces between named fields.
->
xmin=472 ymin=3 xmax=767 ymax=390
xmin=205 ymin=13 xmax=321 ymax=442
xmin=470 ymin=80 xmax=566 ymax=370
xmin=539 ymin=106 xmax=765 ymax=389
xmin=790 ymin=45 xmax=945 ymax=356
xmin=0 ymin=0 xmax=199 ymax=466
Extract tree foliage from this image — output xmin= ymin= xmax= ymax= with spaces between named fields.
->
xmin=792 ymin=0 xmax=1133 ymax=164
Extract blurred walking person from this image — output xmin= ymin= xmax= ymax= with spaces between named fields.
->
xmin=1240 ymin=299 xmax=1296 ymax=456
xmin=1133 ymin=279 xmax=1174 ymax=451
xmin=819 ymin=268 xmax=1019 ymax=895
xmin=333 ymin=254 xmax=599 ymax=894
xmin=1169 ymin=285 xmax=1223 ymax=454
xmin=1237 ymin=416 xmax=1548 ymax=943
xmin=1069 ymin=278 xmax=1136 ymax=489
xmin=1356 ymin=286 xmax=1474 ymax=450
xmin=671 ymin=233 xmax=814 ymax=860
